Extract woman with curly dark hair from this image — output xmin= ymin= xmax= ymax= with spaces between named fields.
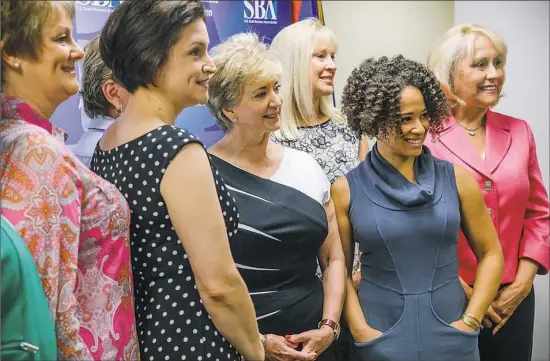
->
xmin=331 ymin=55 xmax=504 ymax=361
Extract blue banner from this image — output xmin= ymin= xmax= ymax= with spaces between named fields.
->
xmin=55 ymin=0 xmax=322 ymax=148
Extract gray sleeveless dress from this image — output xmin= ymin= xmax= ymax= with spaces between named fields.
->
xmin=346 ymin=144 xmax=480 ymax=361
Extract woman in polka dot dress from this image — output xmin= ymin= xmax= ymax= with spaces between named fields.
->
xmin=90 ymin=2 xmax=264 ymax=361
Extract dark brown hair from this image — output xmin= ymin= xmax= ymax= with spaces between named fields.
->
xmin=100 ymin=0 xmax=205 ymax=93
xmin=341 ymin=55 xmax=451 ymax=139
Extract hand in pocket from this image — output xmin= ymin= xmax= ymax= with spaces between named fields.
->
xmin=450 ymin=319 xmax=477 ymax=333
xmin=353 ymin=327 xmax=384 ymax=343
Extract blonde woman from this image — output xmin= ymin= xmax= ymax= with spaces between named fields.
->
xmin=270 ymin=18 xmax=369 ymax=185
xmin=207 ymin=32 xmax=346 ymax=361
xmin=427 ymin=24 xmax=549 ymax=361
xmin=271 ymin=16 xmax=365 ymax=287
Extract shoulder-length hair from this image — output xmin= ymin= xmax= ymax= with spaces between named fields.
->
xmin=271 ymin=18 xmax=346 ymax=140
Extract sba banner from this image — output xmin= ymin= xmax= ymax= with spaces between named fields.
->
xmin=55 ymin=0 xmax=323 ymax=148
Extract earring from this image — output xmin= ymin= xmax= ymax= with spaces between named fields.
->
xmin=115 ymin=101 xmax=125 ymax=118
xmin=231 ymin=117 xmax=237 ymax=123
xmin=13 ymin=62 xmax=20 ymax=68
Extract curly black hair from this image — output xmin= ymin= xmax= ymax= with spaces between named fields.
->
xmin=341 ymin=55 xmax=450 ymax=140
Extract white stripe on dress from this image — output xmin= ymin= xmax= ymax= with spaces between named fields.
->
xmin=226 ymin=185 xmax=275 ymax=205
xmin=249 ymin=290 xmax=278 ymax=296
xmin=238 ymin=223 xmax=282 ymax=242
xmin=256 ymin=309 xmax=281 ymax=320
xmin=235 ymin=263 xmax=280 ymax=271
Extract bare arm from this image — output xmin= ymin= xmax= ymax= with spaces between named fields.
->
xmin=284 ymin=200 xmax=347 ymax=360
xmin=455 ymin=165 xmax=504 ymax=323
xmin=318 ymin=198 xmax=346 ymax=326
xmin=161 ymin=144 xmax=264 ymax=361
xmin=331 ymin=177 xmax=381 ymax=342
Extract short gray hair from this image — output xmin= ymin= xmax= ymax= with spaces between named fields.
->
xmin=80 ymin=35 xmax=114 ymax=119
xmin=207 ymin=32 xmax=282 ymax=132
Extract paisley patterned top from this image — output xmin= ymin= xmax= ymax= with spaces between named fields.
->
xmin=0 ymin=96 xmax=139 ymax=361
xmin=271 ymin=119 xmax=361 ymax=184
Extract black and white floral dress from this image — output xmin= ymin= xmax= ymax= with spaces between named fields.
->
xmin=272 ymin=119 xmax=361 ymax=183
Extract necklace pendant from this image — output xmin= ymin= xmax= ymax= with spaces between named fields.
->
xmin=468 ymin=130 xmax=476 ymax=136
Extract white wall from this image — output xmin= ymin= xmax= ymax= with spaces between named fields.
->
xmin=322 ymin=1 xmax=454 ymax=108
xmin=322 ymin=0 xmax=454 ymax=145
xmin=455 ymin=3 xmax=549 ymax=360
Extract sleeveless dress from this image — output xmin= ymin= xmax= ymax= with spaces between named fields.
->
xmin=91 ymin=125 xmax=241 ymax=361
xmin=210 ymin=151 xmax=336 ymax=361
xmin=346 ymin=144 xmax=480 ymax=361
xmin=272 ymin=119 xmax=362 ymax=282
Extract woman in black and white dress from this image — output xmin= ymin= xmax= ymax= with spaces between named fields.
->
xmin=90 ymin=2 xmax=264 ymax=361
xmin=207 ymin=33 xmax=346 ymax=361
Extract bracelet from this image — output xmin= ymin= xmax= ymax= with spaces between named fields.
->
xmin=463 ymin=312 xmax=481 ymax=327
xmin=318 ymin=319 xmax=341 ymax=340
xmin=460 ymin=313 xmax=481 ymax=331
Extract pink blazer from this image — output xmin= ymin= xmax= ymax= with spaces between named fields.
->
xmin=427 ymin=109 xmax=549 ymax=285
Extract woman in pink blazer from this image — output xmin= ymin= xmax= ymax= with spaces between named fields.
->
xmin=427 ymin=24 xmax=549 ymax=361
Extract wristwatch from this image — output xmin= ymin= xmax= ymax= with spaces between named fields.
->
xmin=318 ymin=319 xmax=341 ymax=340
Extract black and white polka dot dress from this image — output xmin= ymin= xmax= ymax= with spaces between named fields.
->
xmin=91 ymin=125 xmax=240 ymax=361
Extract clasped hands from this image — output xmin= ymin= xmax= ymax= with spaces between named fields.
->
xmin=261 ymin=326 xmax=334 ymax=361
xmin=461 ymin=278 xmax=533 ymax=335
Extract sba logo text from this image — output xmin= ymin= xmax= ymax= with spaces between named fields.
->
xmin=244 ymin=0 xmax=278 ymax=21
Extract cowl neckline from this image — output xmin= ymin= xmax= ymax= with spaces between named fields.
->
xmin=359 ymin=143 xmax=441 ymax=209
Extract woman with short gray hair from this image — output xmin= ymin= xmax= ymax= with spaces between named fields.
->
xmin=74 ymin=35 xmax=129 ymax=167
xmin=80 ymin=35 xmax=127 ymax=120
xmin=208 ymin=32 xmax=346 ymax=361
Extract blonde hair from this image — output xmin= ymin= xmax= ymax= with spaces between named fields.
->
xmin=271 ymin=18 xmax=345 ymax=140
xmin=427 ymin=23 xmax=508 ymax=107
xmin=207 ymin=32 xmax=283 ymax=132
